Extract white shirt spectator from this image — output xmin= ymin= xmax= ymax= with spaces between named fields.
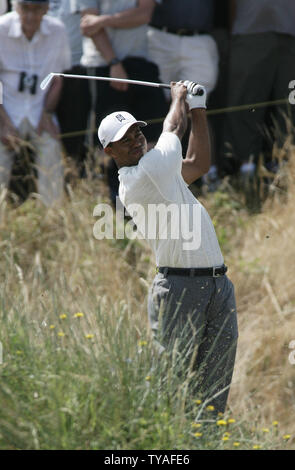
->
xmin=48 ymin=0 xmax=83 ymax=66
xmin=80 ymin=0 xmax=148 ymax=67
xmin=0 ymin=0 xmax=7 ymax=15
xmin=0 ymin=11 xmax=71 ymax=129
xmin=118 ymin=132 xmax=224 ymax=268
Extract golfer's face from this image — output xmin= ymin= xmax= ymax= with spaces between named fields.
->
xmin=109 ymin=124 xmax=147 ymax=167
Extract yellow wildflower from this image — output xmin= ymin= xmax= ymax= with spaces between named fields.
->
xmin=227 ymin=418 xmax=236 ymax=424
xmin=138 ymin=340 xmax=147 ymax=347
xmin=85 ymin=334 xmax=94 ymax=339
xmin=223 ymin=432 xmax=231 ymax=437
xmin=191 ymin=423 xmax=202 ymax=429
xmin=194 ymin=399 xmax=202 ymax=405
xmin=194 ymin=432 xmax=203 ymax=438
xmin=222 ymin=436 xmax=229 ymax=441
xmin=59 ymin=314 xmax=67 ymax=320
xmin=57 ymin=332 xmax=65 ymax=337
xmin=145 ymin=376 xmax=151 ymax=381
xmin=218 ymin=412 xmax=224 ymax=417
xmin=49 ymin=325 xmax=55 ymax=330
xmin=74 ymin=312 xmax=84 ymax=318
xmin=16 ymin=350 xmax=23 ymax=355
xmin=283 ymin=434 xmax=291 ymax=440
xmin=206 ymin=405 xmax=215 ymax=411
xmin=262 ymin=428 xmax=270 ymax=433
xmin=217 ymin=420 xmax=227 ymax=426
xmin=233 ymin=442 xmax=240 ymax=447
xmin=253 ymin=445 xmax=261 ymax=449
xmin=272 ymin=421 xmax=279 ymax=427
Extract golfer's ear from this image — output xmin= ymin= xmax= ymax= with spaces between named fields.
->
xmin=104 ymin=145 xmax=113 ymax=157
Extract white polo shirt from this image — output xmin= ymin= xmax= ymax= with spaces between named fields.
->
xmin=118 ymin=132 xmax=224 ymax=268
xmin=0 ymin=11 xmax=71 ymax=129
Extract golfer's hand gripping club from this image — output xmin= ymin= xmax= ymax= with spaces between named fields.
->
xmin=183 ymin=81 xmax=207 ymax=110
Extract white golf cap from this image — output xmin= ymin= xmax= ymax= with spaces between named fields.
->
xmin=98 ymin=111 xmax=147 ymax=148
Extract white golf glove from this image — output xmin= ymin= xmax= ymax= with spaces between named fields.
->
xmin=183 ymin=81 xmax=207 ymax=110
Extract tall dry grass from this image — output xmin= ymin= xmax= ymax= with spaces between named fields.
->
xmin=222 ymin=143 xmax=295 ymax=433
xmin=0 ymin=143 xmax=294 ymax=448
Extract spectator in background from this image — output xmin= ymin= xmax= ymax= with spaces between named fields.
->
xmin=0 ymin=0 xmax=8 ymax=14
xmin=147 ymin=0 xmax=219 ymax=189
xmin=48 ymin=0 xmax=91 ymax=178
xmin=221 ymin=0 xmax=295 ymax=180
xmin=207 ymin=0 xmax=231 ymax=181
xmin=0 ymin=0 xmax=71 ymax=206
xmin=80 ymin=0 xmax=168 ymax=205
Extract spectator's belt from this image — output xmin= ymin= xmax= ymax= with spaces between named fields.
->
xmin=157 ymin=265 xmax=228 ymax=277
xmin=151 ymin=25 xmax=207 ymax=36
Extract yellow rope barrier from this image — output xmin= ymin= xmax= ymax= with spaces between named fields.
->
xmin=58 ymin=97 xmax=290 ymax=139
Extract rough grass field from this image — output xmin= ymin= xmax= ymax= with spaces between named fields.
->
xmin=0 ymin=148 xmax=295 ymax=450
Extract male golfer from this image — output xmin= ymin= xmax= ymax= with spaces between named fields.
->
xmin=98 ymin=81 xmax=238 ymax=414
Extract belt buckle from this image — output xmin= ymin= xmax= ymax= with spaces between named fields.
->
xmin=213 ymin=267 xmax=220 ymax=278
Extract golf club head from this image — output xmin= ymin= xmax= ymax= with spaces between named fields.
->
xmin=40 ymin=73 xmax=58 ymax=91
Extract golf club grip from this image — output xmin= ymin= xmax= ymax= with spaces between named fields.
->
xmin=160 ymin=83 xmax=204 ymax=96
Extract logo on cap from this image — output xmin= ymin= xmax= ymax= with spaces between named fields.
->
xmin=115 ymin=114 xmax=126 ymax=123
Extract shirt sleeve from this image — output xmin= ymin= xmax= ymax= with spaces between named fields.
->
xmin=140 ymin=132 xmax=182 ymax=177
xmin=79 ymin=0 xmax=99 ymax=11
xmin=53 ymin=24 xmax=72 ymax=72
xmin=0 ymin=0 xmax=7 ymax=15
xmin=138 ymin=132 xmax=184 ymax=202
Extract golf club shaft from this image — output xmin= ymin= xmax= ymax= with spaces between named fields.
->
xmin=41 ymin=73 xmax=204 ymax=95
xmin=57 ymin=72 xmax=173 ymax=90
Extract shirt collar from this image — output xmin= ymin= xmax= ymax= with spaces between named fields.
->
xmin=8 ymin=12 xmax=50 ymax=39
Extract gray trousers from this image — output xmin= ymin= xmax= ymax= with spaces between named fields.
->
xmin=148 ymin=272 xmax=238 ymax=414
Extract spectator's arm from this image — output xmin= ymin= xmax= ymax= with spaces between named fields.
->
xmin=37 ymin=76 xmax=63 ymax=138
xmin=81 ymin=0 xmax=156 ymax=37
xmin=42 ymin=76 xmax=63 ymax=114
xmin=181 ymin=109 xmax=211 ymax=184
xmin=0 ymin=104 xmax=21 ymax=149
xmin=88 ymin=28 xmax=129 ymax=92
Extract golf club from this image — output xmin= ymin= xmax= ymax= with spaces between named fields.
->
xmin=40 ymin=72 xmax=204 ymax=96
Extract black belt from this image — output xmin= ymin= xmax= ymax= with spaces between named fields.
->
xmin=157 ymin=265 xmax=228 ymax=277
xmin=151 ymin=25 xmax=207 ymax=36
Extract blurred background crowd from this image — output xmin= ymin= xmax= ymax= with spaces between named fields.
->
xmin=1 ymin=0 xmax=295 ymax=206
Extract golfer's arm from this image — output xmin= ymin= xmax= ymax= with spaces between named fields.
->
xmin=98 ymin=0 xmax=155 ymax=29
xmin=181 ymin=109 xmax=211 ymax=185
xmin=163 ymin=97 xmax=187 ymax=141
